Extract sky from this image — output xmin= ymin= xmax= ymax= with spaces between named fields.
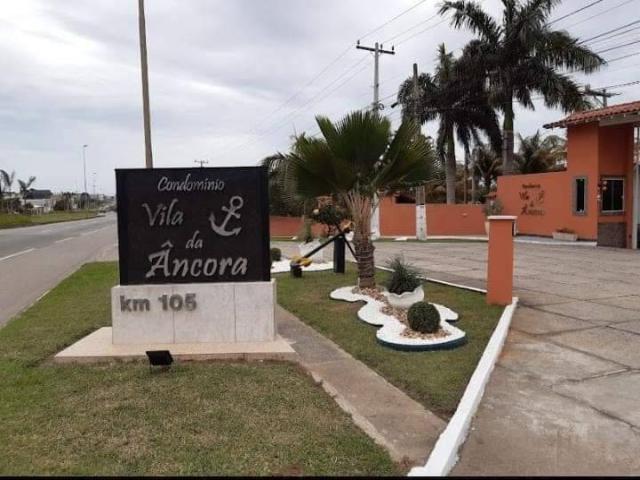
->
xmin=0 ymin=0 xmax=638 ymax=195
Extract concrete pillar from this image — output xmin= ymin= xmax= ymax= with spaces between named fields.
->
xmin=486 ymin=215 xmax=517 ymax=306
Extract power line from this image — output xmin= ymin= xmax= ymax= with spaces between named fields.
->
xmin=564 ymin=0 xmax=637 ymax=30
xmin=596 ymin=38 xmax=640 ymax=54
xmin=381 ymin=12 xmax=440 ymax=44
xmin=548 ymin=0 xmax=606 ymax=25
xmin=359 ymin=0 xmax=430 ymax=41
xmin=605 ymin=50 xmax=640 ymax=62
xmin=586 ymin=28 xmax=638 ymax=46
xmin=581 ymin=19 xmax=640 ymax=43
xmin=396 ymin=16 xmax=451 ymax=46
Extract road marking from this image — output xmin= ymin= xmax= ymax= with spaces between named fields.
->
xmin=0 ymin=248 xmax=36 ymax=262
xmin=81 ymin=228 xmax=103 ymax=236
xmin=39 ymin=229 xmax=53 ymax=234
xmin=55 ymin=237 xmax=75 ymax=243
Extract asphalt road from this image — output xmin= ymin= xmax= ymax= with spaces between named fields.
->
xmin=0 ymin=213 xmax=118 ymax=327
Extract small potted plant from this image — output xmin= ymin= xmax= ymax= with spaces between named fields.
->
xmin=553 ymin=227 xmax=578 ymax=242
xmin=383 ymin=256 xmax=424 ymax=309
xmin=482 ymin=198 xmax=504 ymax=235
xmin=297 ymin=218 xmax=324 ymax=262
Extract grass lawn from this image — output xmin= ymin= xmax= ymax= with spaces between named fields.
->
xmin=276 ymin=267 xmax=504 ymax=419
xmin=0 ymin=211 xmax=99 ymax=229
xmin=0 ymin=262 xmax=397 ymax=476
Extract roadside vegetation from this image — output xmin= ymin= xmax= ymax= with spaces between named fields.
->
xmin=276 ymin=267 xmax=503 ymax=418
xmin=0 ymin=263 xmax=397 ymax=476
xmin=0 ymin=210 xmax=99 ymax=229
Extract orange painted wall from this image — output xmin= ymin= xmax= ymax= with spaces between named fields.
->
xmin=496 ymin=171 xmax=590 ymax=238
xmin=378 ymin=196 xmax=485 ymax=236
xmin=425 ymin=204 xmax=485 ymax=236
xmin=496 ymin=122 xmax=636 ymax=244
xmin=270 ymin=216 xmax=325 ymax=238
xmin=379 ymin=196 xmax=416 ymax=236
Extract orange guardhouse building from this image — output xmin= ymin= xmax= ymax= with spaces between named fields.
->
xmin=496 ymin=100 xmax=640 ymax=249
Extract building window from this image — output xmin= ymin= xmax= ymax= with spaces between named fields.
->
xmin=573 ymin=177 xmax=587 ymax=215
xmin=601 ymin=177 xmax=624 ymax=213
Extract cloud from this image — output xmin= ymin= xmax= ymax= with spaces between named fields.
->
xmin=0 ymin=0 xmax=636 ymax=194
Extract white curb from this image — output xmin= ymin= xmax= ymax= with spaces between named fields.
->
xmin=408 ymin=296 xmax=519 ymax=477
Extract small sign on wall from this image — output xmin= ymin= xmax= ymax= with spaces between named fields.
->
xmin=519 ymin=183 xmax=545 ymax=216
xmin=115 ymin=167 xmax=270 ymax=285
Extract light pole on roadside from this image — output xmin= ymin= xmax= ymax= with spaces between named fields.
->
xmin=138 ymin=0 xmax=154 ymax=168
xmin=82 ymin=144 xmax=88 ymax=195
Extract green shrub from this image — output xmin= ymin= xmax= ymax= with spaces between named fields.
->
xmin=309 ymin=203 xmax=349 ymax=236
xmin=270 ymin=247 xmax=282 ymax=262
xmin=384 ymin=256 xmax=422 ymax=295
xmin=407 ymin=302 xmax=440 ymax=334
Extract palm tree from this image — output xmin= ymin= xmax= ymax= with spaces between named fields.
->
xmin=441 ymin=0 xmax=605 ymax=175
xmin=1 ymin=169 xmax=16 ymax=212
xmin=473 ymin=144 xmax=502 ymax=197
xmin=1 ymin=169 xmax=15 ymax=196
xmin=397 ymin=44 xmax=501 ymax=204
xmin=514 ymin=131 xmax=567 ymax=174
xmin=285 ymin=111 xmax=436 ymax=288
xmin=18 ymin=176 xmax=36 ymax=197
xmin=260 ymin=153 xmax=307 ymax=217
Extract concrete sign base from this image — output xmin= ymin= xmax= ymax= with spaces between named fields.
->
xmin=54 ymin=327 xmax=295 ymax=363
xmin=111 ymin=280 xmax=276 ymax=345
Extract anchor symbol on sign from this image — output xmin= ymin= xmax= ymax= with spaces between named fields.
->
xmin=209 ymin=196 xmax=244 ymax=237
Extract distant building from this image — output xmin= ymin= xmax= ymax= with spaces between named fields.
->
xmin=23 ymin=189 xmax=54 ymax=213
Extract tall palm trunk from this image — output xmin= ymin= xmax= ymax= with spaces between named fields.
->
xmin=445 ymin=132 xmax=457 ymax=204
xmin=502 ymin=96 xmax=515 ymax=175
xmin=344 ymin=193 xmax=376 ymax=288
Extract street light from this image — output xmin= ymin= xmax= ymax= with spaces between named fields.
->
xmin=82 ymin=144 xmax=88 ymax=195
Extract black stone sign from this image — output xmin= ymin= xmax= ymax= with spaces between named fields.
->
xmin=116 ymin=167 xmax=270 ymax=285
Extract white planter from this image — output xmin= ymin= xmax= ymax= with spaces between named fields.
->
xmin=385 ymin=285 xmax=425 ymax=309
xmin=552 ymin=231 xmax=578 ymax=242
xmin=298 ymin=240 xmax=324 ymax=262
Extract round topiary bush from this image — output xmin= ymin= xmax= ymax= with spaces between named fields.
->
xmin=407 ymin=302 xmax=440 ymax=334
xmin=270 ymin=247 xmax=282 ymax=262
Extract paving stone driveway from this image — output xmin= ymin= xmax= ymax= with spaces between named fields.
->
xmin=275 ymin=240 xmax=640 ymax=474
xmin=372 ymin=241 xmax=640 ymax=475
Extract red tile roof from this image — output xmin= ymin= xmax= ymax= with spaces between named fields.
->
xmin=544 ymin=100 xmax=640 ymax=128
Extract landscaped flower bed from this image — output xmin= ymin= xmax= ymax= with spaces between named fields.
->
xmin=330 ymin=285 xmax=466 ymax=351
xmin=276 ymin=266 xmax=504 ymax=418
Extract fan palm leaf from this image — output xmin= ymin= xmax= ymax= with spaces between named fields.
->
xmin=285 ymin=110 xmax=437 ymax=287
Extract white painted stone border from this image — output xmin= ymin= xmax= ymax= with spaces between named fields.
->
xmin=330 ymin=286 xmax=463 ymax=350
xmin=408 ymin=296 xmax=519 ymax=477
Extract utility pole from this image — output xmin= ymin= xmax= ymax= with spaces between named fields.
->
xmin=411 ymin=63 xmax=427 ymax=241
xmin=138 ymin=0 xmax=153 ymax=168
xmin=471 ymin=147 xmax=478 ymax=204
xmin=356 ymin=41 xmax=395 ymax=111
xmin=194 ymin=159 xmax=209 ymax=168
xmin=584 ymin=84 xmax=618 ymax=108
xmin=82 ymin=144 xmax=88 ymax=194
xmin=357 ymin=40 xmax=394 ymax=239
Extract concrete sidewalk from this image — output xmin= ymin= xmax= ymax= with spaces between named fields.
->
xmin=276 ymin=306 xmax=446 ymax=467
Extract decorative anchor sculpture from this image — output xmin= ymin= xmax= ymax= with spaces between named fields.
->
xmin=209 ymin=196 xmax=244 ymax=237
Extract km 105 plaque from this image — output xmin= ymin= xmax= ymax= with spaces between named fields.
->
xmin=115 ymin=167 xmax=270 ymax=285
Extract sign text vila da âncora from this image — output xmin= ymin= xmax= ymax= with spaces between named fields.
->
xmin=115 ymin=167 xmax=270 ymax=285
